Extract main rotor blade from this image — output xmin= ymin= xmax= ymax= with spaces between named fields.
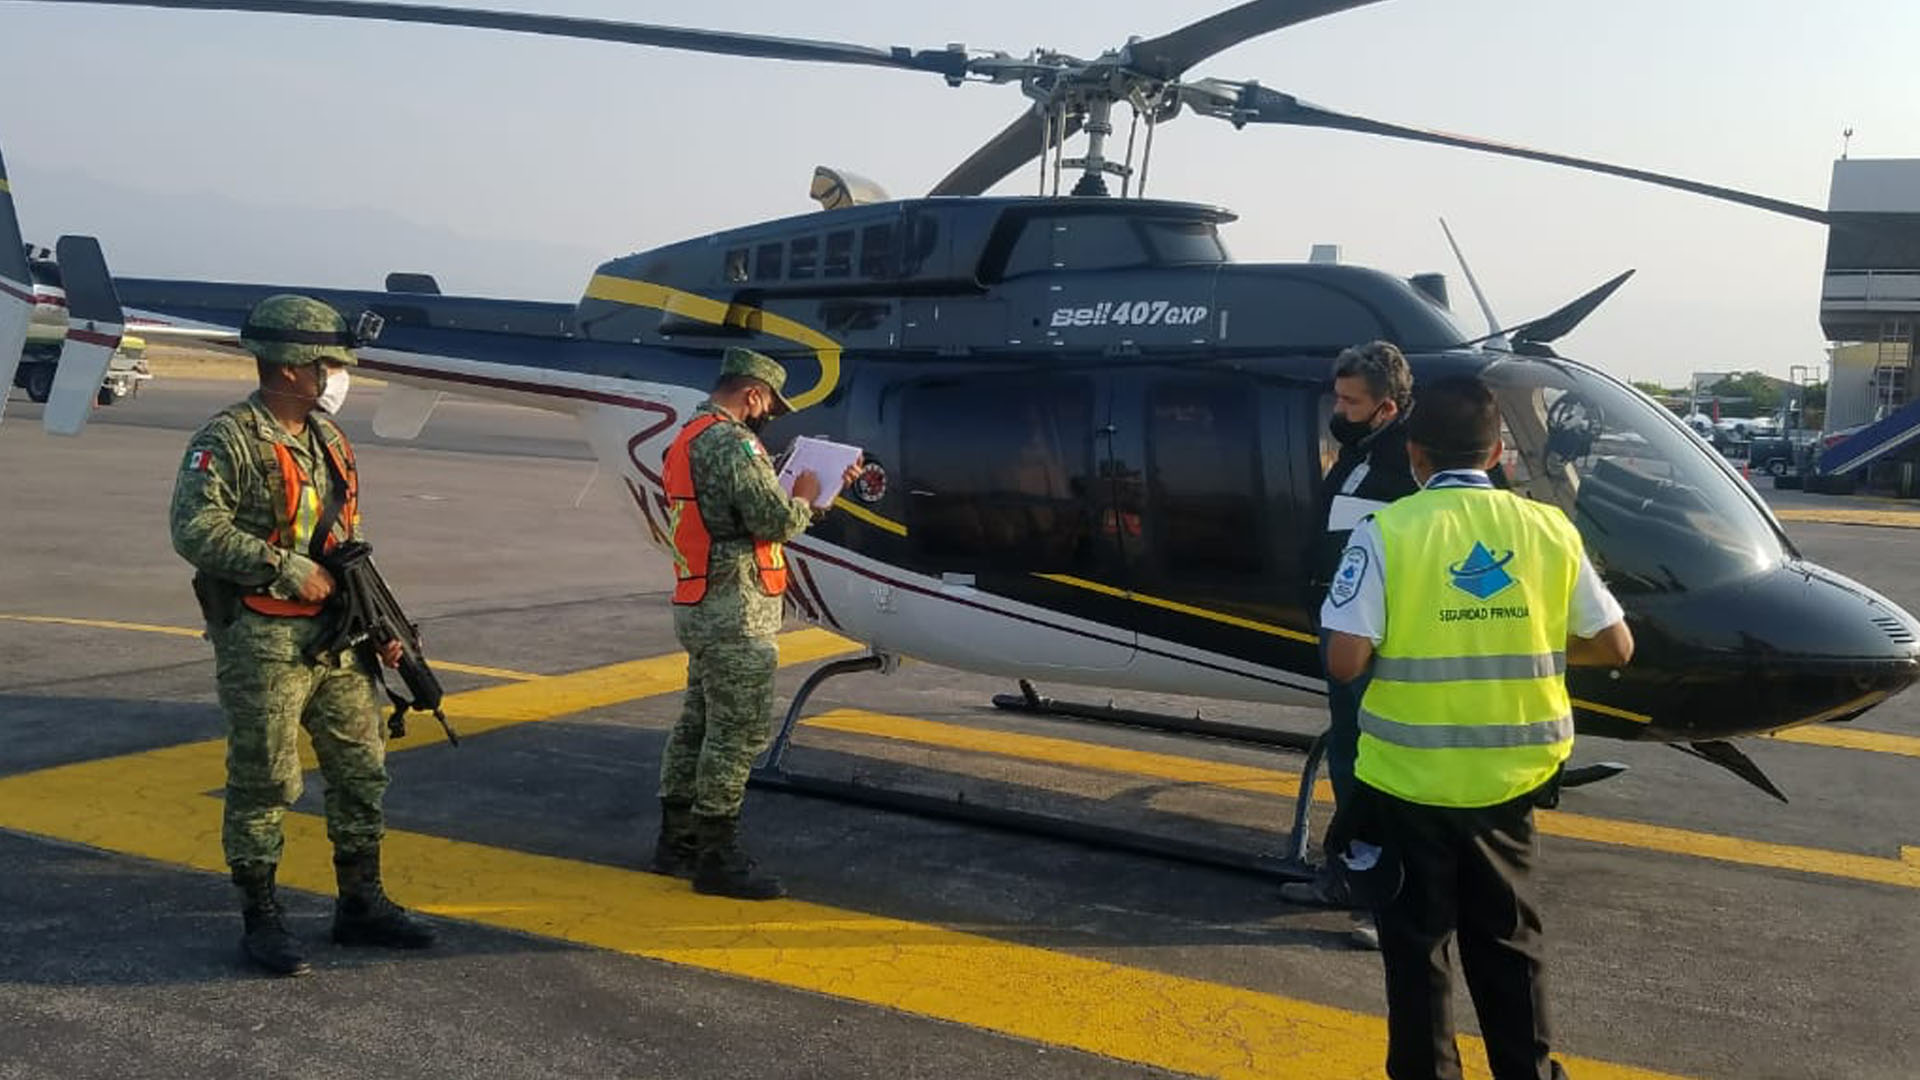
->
xmin=1236 ymin=87 xmax=1831 ymax=225
xmin=1128 ymin=0 xmax=1388 ymax=81
xmin=930 ymin=109 xmax=1083 ymax=197
xmin=17 ymin=0 xmax=972 ymax=78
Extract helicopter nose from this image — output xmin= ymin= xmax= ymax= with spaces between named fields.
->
xmin=1568 ymin=560 xmax=1920 ymax=741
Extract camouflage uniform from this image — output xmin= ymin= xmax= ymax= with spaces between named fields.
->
xmin=659 ymin=396 xmax=816 ymax=818
xmin=172 ymin=392 xmax=387 ymax=867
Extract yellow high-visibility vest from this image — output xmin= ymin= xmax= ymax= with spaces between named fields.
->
xmin=1355 ymin=482 xmax=1583 ymax=808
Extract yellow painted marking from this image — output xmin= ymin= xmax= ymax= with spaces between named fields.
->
xmin=1037 ymin=574 xmax=1319 ymax=644
xmin=0 ymin=613 xmax=207 ymax=639
xmin=832 ymin=496 xmax=908 ymax=536
xmin=1774 ymin=508 xmax=1920 ymax=529
xmin=1771 ymin=724 xmax=1920 ymax=758
xmin=0 ymin=676 xmax=1683 ymax=1080
xmin=803 ymin=708 xmax=1920 ymax=892
xmin=430 ymin=660 xmax=542 ymax=682
xmin=397 ymin=626 xmax=858 ymax=745
xmin=584 ymin=275 xmax=842 ymax=410
xmin=0 ymin=177 xmax=10 ymax=194
xmin=0 ymin=612 xmax=544 ymax=682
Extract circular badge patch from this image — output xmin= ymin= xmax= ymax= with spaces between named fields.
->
xmin=854 ymin=460 xmax=888 ymax=504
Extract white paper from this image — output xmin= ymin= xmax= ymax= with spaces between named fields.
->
xmin=777 ymin=435 xmax=863 ymax=508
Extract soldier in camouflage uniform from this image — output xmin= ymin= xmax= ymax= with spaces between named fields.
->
xmin=652 ymin=347 xmax=858 ymax=900
xmin=170 ymin=294 xmax=434 ymax=976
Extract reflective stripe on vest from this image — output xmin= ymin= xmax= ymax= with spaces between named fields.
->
xmin=1354 ymin=485 xmax=1582 ymax=808
xmin=662 ymin=413 xmax=789 ymax=606
xmin=242 ymin=421 xmax=359 ymax=618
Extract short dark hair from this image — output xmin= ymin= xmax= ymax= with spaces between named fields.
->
xmin=1406 ymin=374 xmax=1500 ymax=472
xmin=1331 ymin=340 xmax=1413 ymax=410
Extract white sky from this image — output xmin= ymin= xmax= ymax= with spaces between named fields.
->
xmin=2 ymin=0 xmax=1916 ymax=385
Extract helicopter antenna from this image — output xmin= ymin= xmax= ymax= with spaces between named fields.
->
xmin=1842 ymin=127 xmax=1854 ymax=160
xmin=1438 ymin=218 xmax=1504 ymax=342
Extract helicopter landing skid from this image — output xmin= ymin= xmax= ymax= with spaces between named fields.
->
xmin=748 ymin=662 xmax=1321 ymax=881
xmin=991 ymin=679 xmax=1320 ymax=752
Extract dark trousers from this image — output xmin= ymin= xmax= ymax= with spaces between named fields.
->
xmin=1318 ymin=636 xmax=1365 ymax=809
xmin=1368 ymin=783 xmax=1555 ymax=1080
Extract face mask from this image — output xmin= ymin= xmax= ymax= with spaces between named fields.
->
xmin=1328 ymin=401 xmax=1389 ymax=447
xmin=316 ymin=366 xmax=350 ymax=414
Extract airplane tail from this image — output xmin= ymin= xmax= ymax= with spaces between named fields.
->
xmin=0 ymin=147 xmax=33 ymax=424
xmin=42 ymin=235 xmax=124 ymax=437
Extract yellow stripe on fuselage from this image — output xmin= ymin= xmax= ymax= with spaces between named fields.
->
xmin=1036 ymin=573 xmax=1319 ymax=644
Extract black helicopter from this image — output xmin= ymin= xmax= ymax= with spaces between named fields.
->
xmin=3 ymin=0 xmax=1914 ymax=827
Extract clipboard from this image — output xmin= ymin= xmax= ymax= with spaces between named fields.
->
xmin=777 ymin=435 xmax=863 ymax=508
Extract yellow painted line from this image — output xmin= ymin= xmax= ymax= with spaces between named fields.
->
xmin=584 ymin=275 xmax=842 ymax=411
xmin=802 ymin=708 xmax=1920 ymax=892
xmin=402 ymin=626 xmax=858 ymax=745
xmin=430 ymin=660 xmax=542 ymax=682
xmin=0 ymin=612 xmax=545 ymax=682
xmin=0 ymin=702 xmax=1684 ymax=1079
xmin=832 ymin=496 xmax=907 ymax=536
xmin=1774 ymin=508 xmax=1920 ymax=529
xmin=1771 ymin=723 xmax=1920 ymax=758
xmin=0 ymin=613 xmax=207 ymax=639
xmin=0 ymin=177 xmax=10 ymax=194
xmin=1037 ymin=574 xmax=1319 ymax=644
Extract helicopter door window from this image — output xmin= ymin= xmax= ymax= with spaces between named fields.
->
xmin=824 ymin=230 xmax=855 ymax=279
xmin=753 ymin=243 xmax=783 ymax=281
xmin=859 ymin=224 xmax=895 ymax=278
xmin=723 ymin=248 xmax=749 ymax=284
xmin=901 ymin=379 xmax=1096 ymax=571
xmin=788 ymin=236 xmax=819 ymax=280
xmin=1146 ymin=380 xmax=1263 ymax=579
xmin=1054 ymin=217 xmax=1148 ymax=271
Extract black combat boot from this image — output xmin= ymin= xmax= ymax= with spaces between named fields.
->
xmin=232 ymin=862 xmax=310 ymax=977
xmin=331 ymin=847 xmax=437 ymax=949
xmin=649 ymin=798 xmax=699 ymax=878
xmin=691 ymin=813 xmax=786 ymax=900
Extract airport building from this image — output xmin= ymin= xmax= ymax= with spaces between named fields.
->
xmin=1820 ymin=158 xmax=1920 ymax=432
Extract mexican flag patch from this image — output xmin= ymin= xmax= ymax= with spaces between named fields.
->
xmin=186 ymin=449 xmax=214 ymax=473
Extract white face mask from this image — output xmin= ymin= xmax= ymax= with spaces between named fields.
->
xmin=316 ymin=365 xmax=350 ymax=414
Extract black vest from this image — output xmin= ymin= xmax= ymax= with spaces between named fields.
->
xmin=1309 ymin=417 xmax=1419 ymax=611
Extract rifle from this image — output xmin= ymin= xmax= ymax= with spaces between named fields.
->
xmin=311 ymin=540 xmax=460 ymax=746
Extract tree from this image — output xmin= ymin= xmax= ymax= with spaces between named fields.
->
xmin=1703 ymin=371 xmax=1784 ymax=418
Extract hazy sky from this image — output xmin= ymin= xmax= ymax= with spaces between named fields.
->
xmin=2 ymin=0 xmax=1916 ymax=385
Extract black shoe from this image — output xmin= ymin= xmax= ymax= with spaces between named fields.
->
xmin=232 ymin=862 xmax=311 ymax=977
xmin=331 ymin=847 xmax=437 ymax=949
xmin=691 ymin=814 xmax=786 ymax=901
xmin=650 ymin=798 xmax=699 ymax=878
xmin=1279 ymin=864 xmax=1355 ymax=909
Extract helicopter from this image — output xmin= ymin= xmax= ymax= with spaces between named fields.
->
xmin=2 ymin=0 xmax=1915 ymax=866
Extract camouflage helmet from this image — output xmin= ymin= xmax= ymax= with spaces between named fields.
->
xmin=240 ymin=294 xmax=359 ymax=368
xmin=720 ymin=347 xmax=794 ymax=414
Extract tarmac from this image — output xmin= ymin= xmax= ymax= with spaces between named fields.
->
xmin=1 ymin=379 xmax=1916 ymax=1080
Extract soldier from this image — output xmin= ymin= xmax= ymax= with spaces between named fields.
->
xmin=650 ymin=347 xmax=859 ymax=900
xmin=171 ymin=294 xmax=434 ymax=977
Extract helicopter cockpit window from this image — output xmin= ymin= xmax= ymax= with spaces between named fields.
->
xmin=753 ymin=243 xmax=782 ymax=281
xmin=1141 ymin=220 xmax=1228 ymax=265
xmin=901 ymin=379 xmax=1095 ymax=571
xmin=1481 ymin=359 xmax=1787 ymax=595
xmin=788 ymin=236 xmax=819 ymax=280
xmin=824 ymin=230 xmax=855 ymax=278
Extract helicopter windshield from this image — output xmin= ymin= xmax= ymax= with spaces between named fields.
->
xmin=1481 ymin=357 xmax=1787 ymax=595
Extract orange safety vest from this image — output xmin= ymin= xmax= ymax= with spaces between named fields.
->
xmin=663 ymin=413 xmax=788 ymax=605
xmin=242 ymin=421 xmax=360 ymax=617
